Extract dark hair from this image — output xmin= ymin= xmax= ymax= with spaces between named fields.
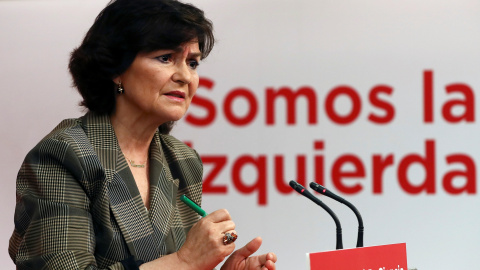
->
xmin=69 ymin=0 xmax=214 ymax=133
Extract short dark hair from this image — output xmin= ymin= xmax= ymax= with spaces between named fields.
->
xmin=68 ymin=0 xmax=214 ymax=133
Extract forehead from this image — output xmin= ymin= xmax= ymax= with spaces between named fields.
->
xmin=179 ymin=39 xmax=201 ymax=55
xmin=181 ymin=41 xmax=200 ymax=53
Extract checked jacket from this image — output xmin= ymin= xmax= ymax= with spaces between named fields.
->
xmin=9 ymin=112 xmax=204 ymax=269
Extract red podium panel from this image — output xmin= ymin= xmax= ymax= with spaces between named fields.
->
xmin=307 ymin=243 xmax=407 ymax=270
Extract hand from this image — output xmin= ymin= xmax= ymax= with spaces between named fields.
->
xmin=177 ymin=209 xmax=237 ymax=270
xmin=221 ymin=237 xmax=277 ymax=270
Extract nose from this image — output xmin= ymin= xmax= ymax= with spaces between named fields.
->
xmin=172 ymin=62 xmax=192 ymax=85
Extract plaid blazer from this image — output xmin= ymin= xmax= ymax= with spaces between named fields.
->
xmin=9 ymin=113 xmax=204 ymax=269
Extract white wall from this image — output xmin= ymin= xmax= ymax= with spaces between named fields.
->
xmin=2 ymin=0 xmax=480 ymax=269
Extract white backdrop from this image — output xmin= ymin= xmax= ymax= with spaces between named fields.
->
xmin=2 ymin=0 xmax=480 ymax=269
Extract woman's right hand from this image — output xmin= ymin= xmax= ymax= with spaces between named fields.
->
xmin=176 ymin=209 xmax=236 ymax=270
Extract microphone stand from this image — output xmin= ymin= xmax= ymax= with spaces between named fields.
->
xmin=310 ymin=182 xmax=364 ymax=247
xmin=289 ymin=181 xmax=343 ymax=250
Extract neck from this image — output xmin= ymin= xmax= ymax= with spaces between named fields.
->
xmin=110 ymin=109 xmax=158 ymax=163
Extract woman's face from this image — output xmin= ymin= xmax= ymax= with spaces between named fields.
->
xmin=116 ymin=41 xmax=201 ymax=125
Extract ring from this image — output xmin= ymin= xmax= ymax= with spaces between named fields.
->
xmin=223 ymin=232 xmax=238 ymax=245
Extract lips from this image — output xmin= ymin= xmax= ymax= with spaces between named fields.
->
xmin=164 ymin=91 xmax=186 ymax=99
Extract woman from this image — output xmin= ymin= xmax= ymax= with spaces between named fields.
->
xmin=8 ymin=0 xmax=277 ymax=269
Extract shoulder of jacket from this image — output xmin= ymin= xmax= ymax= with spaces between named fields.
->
xmin=35 ymin=117 xmax=86 ymax=149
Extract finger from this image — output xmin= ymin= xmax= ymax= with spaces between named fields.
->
xmin=263 ymin=258 xmax=276 ymax=270
xmin=233 ymin=236 xmax=262 ymax=259
xmin=205 ymin=209 xmax=232 ymax=222
xmin=219 ymin=221 xmax=236 ymax=233
xmin=266 ymin=252 xmax=277 ymax=263
xmin=224 ymin=229 xmax=237 ymax=235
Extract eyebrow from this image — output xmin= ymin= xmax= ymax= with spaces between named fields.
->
xmin=174 ymin=46 xmax=202 ymax=59
xmin=188 ymin=52 xmax=202 ymax=59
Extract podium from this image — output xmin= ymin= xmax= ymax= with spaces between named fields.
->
xmin=307 ymin=243 xmax=407 ymax=270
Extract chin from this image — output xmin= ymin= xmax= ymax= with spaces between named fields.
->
xmin=152 ymin=105 xmax=189 ymax=123
xmin=161 ymin=113 xmax=186 ymax=123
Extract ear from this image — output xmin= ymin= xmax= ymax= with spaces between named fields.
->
xmin=113 ymin=76 xmax=121 ymax=84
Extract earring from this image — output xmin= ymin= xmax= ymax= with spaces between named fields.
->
xmin=116 ymin=82 xmax=124 ymax=94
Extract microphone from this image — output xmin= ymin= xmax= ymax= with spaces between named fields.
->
xmin=289 ymin=180 xmax=343 ymax=250
xmin=310 ymin=182 xmax=364 ymax=248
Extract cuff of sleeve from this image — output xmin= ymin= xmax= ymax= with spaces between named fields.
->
xmin=120 ymin=255 xmax=144 ymax=270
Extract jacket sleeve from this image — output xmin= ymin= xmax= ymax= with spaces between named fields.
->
xmin=9 ymin=136 xmax=129 ymax=270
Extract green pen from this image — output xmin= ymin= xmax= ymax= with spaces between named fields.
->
xmin=180 ymin=194 xmax=207 ymax=217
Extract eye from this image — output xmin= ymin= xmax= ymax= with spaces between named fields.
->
xmin=188 ymin=60 xmax=200 ymax=70
xmin=155 ymin=54 xmax=172 ymax=63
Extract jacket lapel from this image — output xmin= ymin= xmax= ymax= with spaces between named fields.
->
xmin=148 ymin=132 xmax=180 ymax=254
xmin=81 ymin=113 xmax=162 ymax=262
xmin=108 ymin=156 xmax=160 ymax=262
